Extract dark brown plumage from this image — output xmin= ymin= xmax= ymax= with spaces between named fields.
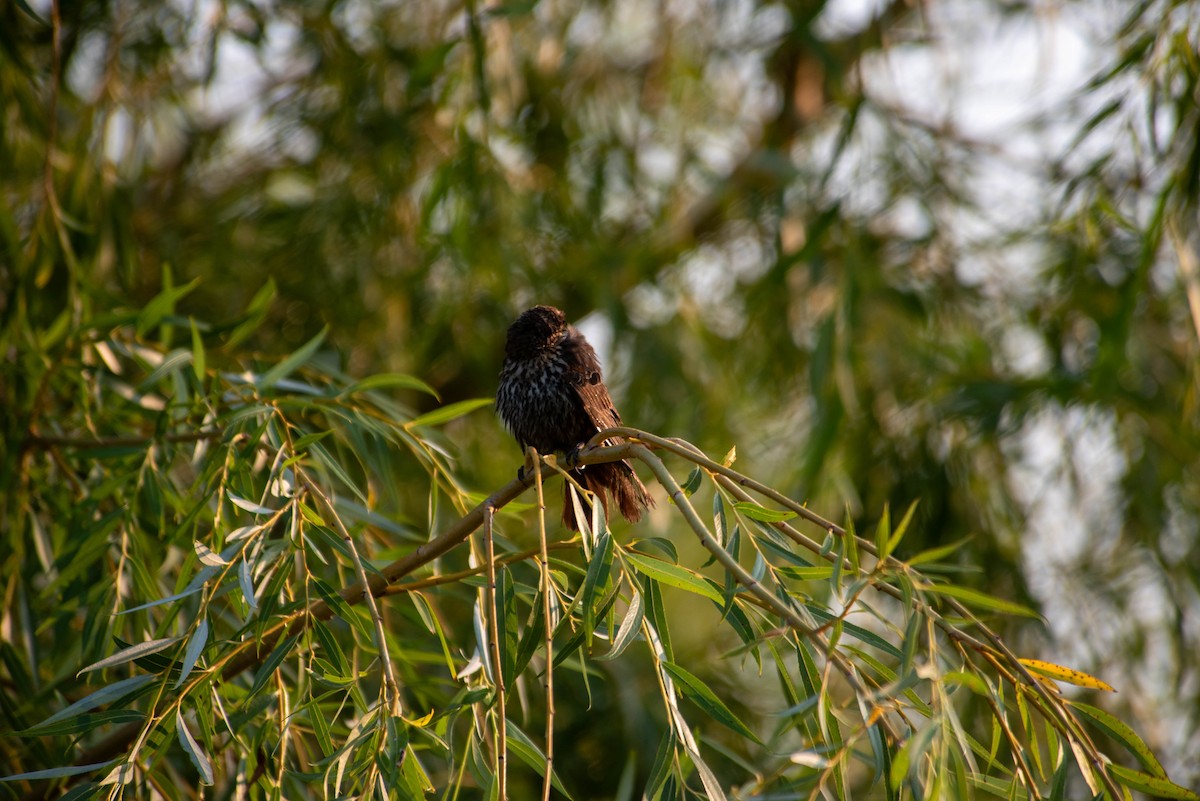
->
xmin=496 ymin=305 xmax=654 ymax=530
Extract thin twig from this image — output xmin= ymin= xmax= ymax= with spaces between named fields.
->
xmin=378 ymin=542 xmax=577 ymax=597
xmin=629 ymin=443 xmax=812 ymax=634
xmin=532 ymin=448 xmax=556 ymax=801
xmin=483 ymin=503 xmax=508 ymax=800
xmin=306 ymin=477 xmax=403 ymax=715
xmin=21 ymin=429 xmax=226 ymax=452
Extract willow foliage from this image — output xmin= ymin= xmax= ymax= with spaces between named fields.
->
xmin=2 ymin=295 xmax=1195 ymax=800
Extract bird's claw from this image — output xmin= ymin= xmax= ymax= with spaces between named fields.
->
xmin=564 ymin=444 xmax=586 ymax=469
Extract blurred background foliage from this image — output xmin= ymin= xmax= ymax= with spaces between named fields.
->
xmin=2 ymin=0 xmax=1199 ymax=791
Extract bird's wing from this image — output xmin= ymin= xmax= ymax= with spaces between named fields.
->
xmin=562 ymin=329 xmax=623 ymax=442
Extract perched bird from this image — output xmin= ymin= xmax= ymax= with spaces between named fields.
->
xmin=496 ymin=305 xmax=655 ymax=530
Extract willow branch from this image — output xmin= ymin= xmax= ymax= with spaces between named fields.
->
xmin=26 ymin=430 xmax=1121 ymax=801
xmin=606 ymin=427 xmax=1121 ymax=800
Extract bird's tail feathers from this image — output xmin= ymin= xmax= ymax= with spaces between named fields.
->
xmin=561 ymin=461 xmax=654 ymax=531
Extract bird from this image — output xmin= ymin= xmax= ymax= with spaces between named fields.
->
xmin=496 ymin=305 xmax=655 ymax=531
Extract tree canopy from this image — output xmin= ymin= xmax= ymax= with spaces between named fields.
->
xmin=2 ymin=0 xmax=1198 ymax=799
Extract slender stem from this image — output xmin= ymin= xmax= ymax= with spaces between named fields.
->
xmin=21 ymin=429 xmax=226 ymax=452
xmin=629 ymin=444 xmax=812 ymax=634
xmin=531 ymin=448 xmax=555 ymax=801
xmin=596 ymin=427 xmax=847 ymax=538
xmin=307 ymin=477 xmax=402 ymax=715
xmin=482 ymin=503 xmax=508 ymax=800
xmin=379 ymin=542 xmax=577 ymax=597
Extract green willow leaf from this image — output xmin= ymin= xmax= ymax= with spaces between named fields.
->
xmin=1108 ymin=764 xmax=1199 ymax=800
xmin=175 ymin=619 xmax=209 ymax=689
xmin=176 ymin=709 xmax=214 ymax=785
xmin=583 ymin=531 xmax=615 ymax=645
xmin=257 ymin=325 xmax=328 ymax=390
xmin=661 ymin=661 xmax=762 ymax=744
xmin=344 ymin=373 xmax=439 ymax=399
xmin=733 ymin=501 xmax=798 ymax=522
xmin=1070 ymin=701 xmax=1166 ymax=778
xmin=623 ymin=550 xmax=723 ymax=604
xmin=597 ymin=588 xmax=644 ymax=661
xmin=0 ymin=762 xmax=116 ymax=783
xmin=312 ymin=578 xmax=372 ymax=640
xmin=921 ymin=584 xmax=1041 ymax=619
xmin=906 ymin=537 xmax=974 ymax=567
xmin=18 ymin=710 xmax=145 ymax=737
xmin=405 ymin=397 xmax=494 ymax=428
xmin=883 ymin=500 xmax=919 ymax=560
xmin=223 ymin=278 xmax=276 ymax=350
xmin=874 ymin=503 xmax=892 ymax=559
xmin=190 ymin=317 xmax=205 ymax=381
xmin=136 ymin=277 xmax=200 ymax=337
xmin=248 ymin=634 xmax=301 ymax=697
xmin=505 ymin=721 xmax=575 ymax=799
xmin=27 ymin=675 xmax=155 ymax=731
xmin=79 ymin=637 xmax=181 ymax=675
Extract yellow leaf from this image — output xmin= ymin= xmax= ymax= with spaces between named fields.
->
xmin=1018 ymin=659 xmax=1116 ymax=692
xmin=407 ymin=708 xmax=435 ymax=727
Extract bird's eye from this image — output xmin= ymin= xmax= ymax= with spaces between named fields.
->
xmin=588 ymin=373 xmax=600 ymax=385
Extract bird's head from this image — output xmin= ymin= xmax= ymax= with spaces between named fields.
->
xmin=504 ymin=305 xmax=567 ymax=360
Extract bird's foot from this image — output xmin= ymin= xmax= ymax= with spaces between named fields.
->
xmin=564 ymin=444 xmax=587 ymax=469
xmin=518 ymin=448 xmax=560 ymax=481
xmin=518 ymin=447 xmax=537 ymax=483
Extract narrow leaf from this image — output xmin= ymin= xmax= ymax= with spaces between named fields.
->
xmin=623 ymin=551 xmax=723 ymax=604
xmin=1070 ymin=701 xmax=1165 ymax=777
xmin=583 ymin=532 xmax=614 ymax=645
xmin=176 ymin=709 xmax=214 ymax=785
xmin=190 ymin=317 xmax=206 ymax=381
xmin=1108 ymin=764 xmax=1200 ymax=800
xmin=175 ymin=619 xmax=209 ymax=688
xmin=249 ymin=634 xmax=301 ymax=696
xmin=194 ymin=541 xmax=227 ymax=566
xmin=0 ymin=762 xmax=116 ymax=782
xmin=345 ymin=373 xmax=439 ymax=399
xmin=733 ymin=501 xmax=797 ymax=523
xmin=117 ymin=586 xmax=204 ymax=615
xmin=598 ymin=589 xmax=644 ymax=661
xmin=906 ymin=536 xmax=973 ymax=566
xmin=1019 ymin=659 xmax=1115 ymax=692
xmin=80 ymin=637 xmax=181 ymax=675
xmin=922 ymin=584 xmax=1040 ymax=618
xmin=694 ymin=756 xmax=728 ymax=801
xmin=228 ymin=492 xmax=277 ymax=515
xmin=312 ymin=578 xmax=371 ymax=640
xmin=406 ymin=397 xmax=494 ymax=428
xmin=224 ymin=277 xmax=276 ymax=350
xmin=661 ymin=661 xmax=762 ymax=744
xmin=239 ymin=560 xmax=258 ymax=609
xmin=16 ymin=709 xmax=145 ymax=737
xmin=884 ymin=500 xmax=919 ymax=559
xmin=227 ymin=524 xmax=262 ymax=542
xmin=27 ymin=675 xmax=155 ymax=730
xmin=713 ymin=493 xmax=728 ymax=545
xmin=505 ymin=721 xmax=575 ymax=799
xmin=136 ymin=277 xmax=199 ymax=336
xmin=257 ymin=325 xmax=328 ymax=390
